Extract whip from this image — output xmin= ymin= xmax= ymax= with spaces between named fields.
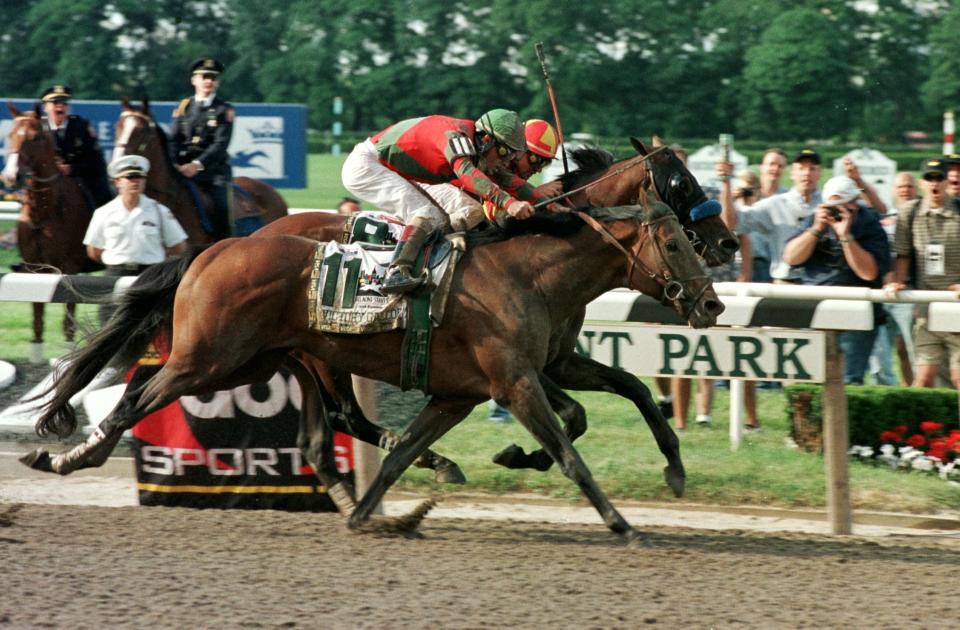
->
xmin=535 ymin=42 xmax=569 ymax=176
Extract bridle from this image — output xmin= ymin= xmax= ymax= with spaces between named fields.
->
xmin=7 ymin=116 xmax=64 ymax=229
xmin=573 ymin=209 xmax=711 ymax=310
xmin=114 ymin=110 xmax=159 ymax=155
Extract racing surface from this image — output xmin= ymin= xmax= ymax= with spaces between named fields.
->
xmin=2 ymin=502 xmax=958 ymax=628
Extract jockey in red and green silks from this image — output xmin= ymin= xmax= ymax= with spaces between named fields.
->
xmin=342 ymin=109 xmax=535 ymax=294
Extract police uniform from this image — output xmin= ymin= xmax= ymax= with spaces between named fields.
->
xmin=169 ymin=58 xmax=234 ymax=240
xmin=40 ymin=85 xmax=112 ymax=207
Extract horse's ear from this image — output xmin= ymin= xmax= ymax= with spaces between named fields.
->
xmin=630 ymin=137 xmax=648 ymax=155
xmin=7 ymin=101 xmax=19 ymax=118
xmin=651 ymin=135 xmax=664 ymax=148
xmin=142 ymin=96 xmax=150 ymax=116
xmin=120 ymin=95 xmax=131 ymax=110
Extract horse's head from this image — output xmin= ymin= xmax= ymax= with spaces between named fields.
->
xmin=632 ymin=136 xmax=739 ymax=266
xmin=613 ymin=202 xmax=724 ymax=329
xmin=114 ymin=97 xmax=162 ymax=166
xmin=2 ymin=103 xmax=58 ymax=187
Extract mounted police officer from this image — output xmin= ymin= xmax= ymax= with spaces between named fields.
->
xmin=341 ymin=109 xmax=538 ymax=294
xmin=40 ymin=84 xmax=112 ymax=208
xmin=169 ymin=57 xmax=234 ymax=241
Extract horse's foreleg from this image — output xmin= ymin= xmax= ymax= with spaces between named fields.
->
xmin=492 ymin=376 xmax=584 ymax=472
xmin=20 ymin=365 xmax=164 ymax=475
xmin=503 ymin=371 xmax=644 ymax=545
xmin=347 ymin=398 xmax=474 ymax=536
xmin=544 ymin=353 xmax=685 ymax=497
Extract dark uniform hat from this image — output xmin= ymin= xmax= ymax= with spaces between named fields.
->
xmin=190 ymin=57 xmax=224 ymax=77
xmin=944 ymin=153 xmax=960 ymax=167
xmin=792 ymin=148 xmax=821 ymax=165
xmin=921 ymin=158 xmax=947 ymax=178
xmin=41 ymin=85 xmax=72 ymax=103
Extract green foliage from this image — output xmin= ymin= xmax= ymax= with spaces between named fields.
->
xmin=920 ymin=2 xmax=960 ymax=118
xmin=784 ymin=383 xmax=959 ymax=449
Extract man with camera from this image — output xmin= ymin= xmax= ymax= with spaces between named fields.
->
xmin=783 ymin=175 xmax=890 ymax=384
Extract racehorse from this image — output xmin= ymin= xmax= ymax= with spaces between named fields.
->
xmin=2 ymin=104 xmax=97 ymax=345
xmin=112 ymin=97 xmax=288 ymax=244
xmin=23 ymin=200 xmax=723 ymax=542
xmin=254 ymin=139 xmax=738 ymax=487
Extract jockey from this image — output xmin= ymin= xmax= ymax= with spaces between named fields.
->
xmin=342 ymin=109 xmax=536 ymax=294
xmin=39 ymin=85 xmax=112 ymax=208
xmin=169 ymin=57 xmax=234 ymax=241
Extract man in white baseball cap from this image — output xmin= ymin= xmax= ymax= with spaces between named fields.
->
xmin=84 ymin=155 xmax=189 ymax=324
xmin=783 ymin=174 xmax=890 ymax=384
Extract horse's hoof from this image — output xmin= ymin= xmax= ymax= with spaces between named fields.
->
xmin=347 ymin=499 xmax=435 ymax=538
xmin=625 ymin=529 xmax=653 ymax=549
xmin=529 ymin=451 xmax=554 ymax=472
xmin=19 ymin=448 xmax=53 ymax=473
xmin=492 ymin=444 xmax=527 ymax=469
xmin=657 ymin=399 xmax=674 ymax=419
xmin=663 ymin=465 xmax=685 ymax=498
xmin=434 ymin=462 xmax=467 ymax=485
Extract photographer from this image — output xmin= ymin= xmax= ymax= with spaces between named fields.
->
xmin=783 ymin=175 xmax=890 ymax=384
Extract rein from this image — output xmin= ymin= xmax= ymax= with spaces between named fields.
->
xmin=533 ymin=144 xmax=669 ymax=210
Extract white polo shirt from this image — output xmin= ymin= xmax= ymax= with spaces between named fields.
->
xmin=83 ymin=194 xmax=188 ymax=265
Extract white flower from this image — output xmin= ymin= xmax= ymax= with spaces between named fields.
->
xmin=880 ymin=444 xmax=896 ymax=456
xmin=898 ymin=446 xmax=916 ymax=456
xmin=859 ymin=447 xmax=874 ymax=459
xmin=911 ymin=457 xmax=935 ymax=472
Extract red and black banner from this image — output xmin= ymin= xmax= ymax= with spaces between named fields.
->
xmin=130 ymin=336 xmax=352 ymax=511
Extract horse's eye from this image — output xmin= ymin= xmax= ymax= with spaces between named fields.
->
xmin=665 ymin=240 xmax=679 ymax=253
xmin=670 ymin=174 xmax=693 ymax=195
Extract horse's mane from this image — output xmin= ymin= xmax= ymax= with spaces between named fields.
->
xmin=557 ymin=146 xmax=616 ymax=192
xmin=465 ymin=204 xmax=654 ymax=247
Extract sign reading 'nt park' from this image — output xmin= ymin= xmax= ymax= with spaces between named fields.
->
xmin=577 ymin=325 xmax=825 ymax=382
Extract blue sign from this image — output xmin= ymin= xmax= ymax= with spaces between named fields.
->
xmin=1 ymin=99 xmax=307 ymax=188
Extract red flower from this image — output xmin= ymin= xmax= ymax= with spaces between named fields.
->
xmin=920 ymin=421 xmax=944 ymax=435
xmin=879 ymin=431 xmax=903 ymax=444
xmin=893 ymin=425 xmax=908 ymax=436
xmin=927 ymin=438 xmax=948 ymax=462
xmin=907 ymin=434 xmax=927 ymax=448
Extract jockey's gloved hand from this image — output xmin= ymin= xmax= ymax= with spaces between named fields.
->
xmin=506 ymin=199 xmax=534 ymax=220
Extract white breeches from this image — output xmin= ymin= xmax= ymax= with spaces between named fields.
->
xmin=341 ymin=139 xmax=484 ymax=233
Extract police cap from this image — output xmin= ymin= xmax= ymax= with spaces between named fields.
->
xmin=107 ymin=155 xmax=151 ymax=179
xmin=41 ymin=85 xmax=72 ymax=103
xmin=190 ymin=57 xmax=224 ymax=77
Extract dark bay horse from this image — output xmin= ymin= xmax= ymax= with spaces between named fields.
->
xmin=2 ymin=104 xmax=97 ymax=345
xmin=255 ymin=139 xmax=738 ymax=487
xmin=112 ymin=98 xmax=288 ymax=244
xmin=23 ymin=202 xmax=723 ymax=542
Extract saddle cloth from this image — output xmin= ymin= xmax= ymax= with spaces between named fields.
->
xmin=308 ymin=234 xmax=464 ymax=335
xmin=341 ymin=211 xmax=405 ymax=245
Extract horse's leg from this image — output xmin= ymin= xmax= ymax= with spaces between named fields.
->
xmin=21 ymin=365 xmax=163 ymax=474
xmin=347 ymin=397 xmax=475 ymax=536
xmin=497 ymin=371 xmax=644 ymax=544
xmin=492 ymin=376 xmax=583 ymax=472
xmin=543 ymin=353 xmax=685 ymax=497
xmin=63 ymin=303 xmax=77 ymax=343
xmin=284 ymin=357 xmax=358 ymax=515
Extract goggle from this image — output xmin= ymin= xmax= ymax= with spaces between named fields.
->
xmin=527 ymin=152 xmax=552 ymax=167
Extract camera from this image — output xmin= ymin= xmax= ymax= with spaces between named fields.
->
xmin=827 ymin=206 xmax=842 ymax=222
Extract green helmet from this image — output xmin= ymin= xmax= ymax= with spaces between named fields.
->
xmin=475 ymin=109 xmax=526 ymax=152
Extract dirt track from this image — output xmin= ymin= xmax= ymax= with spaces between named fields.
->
xmin=1 ymin=502 xmax=958 ymax=628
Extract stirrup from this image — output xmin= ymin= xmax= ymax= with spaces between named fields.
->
xmin=381 ymin=266 xmax=425 ymax=294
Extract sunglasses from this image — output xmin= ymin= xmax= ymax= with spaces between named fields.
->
xmin=923 ymin=174 xmax=945 ymax=182
xmin=198 ymin=73 xmax=219 ymax=81
xmin=527 ymin=152 xmax=552 ymax=166
xmin=736 ymin=187 xmax=755 ymax=197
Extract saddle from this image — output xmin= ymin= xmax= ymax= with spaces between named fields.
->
xmin=184 ymin=180 xmax=265 ymax=237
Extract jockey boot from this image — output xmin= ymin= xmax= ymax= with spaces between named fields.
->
xmin=381 ymin=217 xmax=431 ymax=294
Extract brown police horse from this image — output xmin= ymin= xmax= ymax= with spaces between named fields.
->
xmin=112 ymin=97 xmax=288 ymax=244
xmin=24 ymin=201 xmax=723 ymax=543
xmin=255 ymin=140 xmax=738 ymax=484
xmin=3 ymin=104 xmax=96 ymax=344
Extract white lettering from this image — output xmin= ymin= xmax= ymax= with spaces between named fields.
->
xmin=141 ymin=445 xmax=174 ymax=475
xmin=181 ymin=390 xmax=234 ymax=419
xmin=234 ymin=372 xmax=288 ymax=418
xmin=206 ymin=448 xmax=245 ymax=476
xmin=246 ymin=448 xmax=280 ymax=475
xmin=173 ymin=448 xmax=205 ymax=475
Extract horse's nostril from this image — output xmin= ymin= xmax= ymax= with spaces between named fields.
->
xmin=704 ymin=299 xmax=725 ymax=316
xmin=720 ymin=238 xmax=739 ymax=252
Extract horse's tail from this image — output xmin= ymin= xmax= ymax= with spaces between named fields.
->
xmin=32 ymin=246 xmax=208 ymax=438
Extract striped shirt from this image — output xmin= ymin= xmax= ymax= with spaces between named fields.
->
xmin=893 ymin=197 xmax=960 ymax=291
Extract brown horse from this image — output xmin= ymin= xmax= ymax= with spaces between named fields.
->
xmin=255 ymin=140 xmax=738 ymax=485
xmin=2 ymin=103 xmax=97 ymax=345
xmin=112 ymin=97 xmax=288 ymax=244
xmin=23 ymin=201 xmax=722 ymax=542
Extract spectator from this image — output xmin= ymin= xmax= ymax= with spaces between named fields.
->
xmin=84 ymin=155 xmax=188 ymax=325
xmin=841 ymin=156 xmax=887 ymax=215
xmin=170 ymin=57 xmax=234 ymax=241
xmin=724 ymin=148 xmax=824 ymax=285
xmin=783 ymin=176 xmax=890 ymax=384
xmin=887 ymin=158 xmax=960 ymax=390
xmin=39 ymin=84 xmax=112 ymax=207
xmin=869 ymin=171 xmax=918 ymax=385
xmin=758 ymin=148 xmax=787 ymax=199
xmin=337 ymin=197 xmax=361 ymax=215
xmin=945 ymin=153 xmax=960 ymax=199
